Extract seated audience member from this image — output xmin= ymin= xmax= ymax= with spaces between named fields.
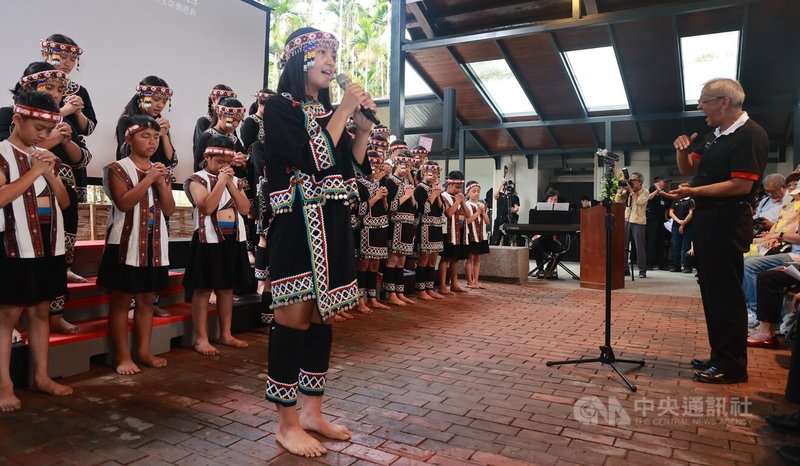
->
xmin=743 ymin=186 xmax=800 ymax=325
xmin=753 ymin=173 xmax=790 ymax=231
xmin=748 ymin=266 xmax=800 ymax=348
xmin=765 ymin=293 xmax=800 ymax=465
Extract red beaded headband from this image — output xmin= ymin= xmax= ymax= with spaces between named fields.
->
xmin=390 ymin=143 xmax=408 ymax=152
xmin=124 ymin=124 xmax=151 ymax=137
xmin=136 ymin=84 xmax=173 ymax=98
xmin=204 ymin=147 xmax=236 ymax=158
xmin=446 ymin=179 xmax=465 ymax=186
xmin=465 ymin=181 xmax=481 ymax=192
xmin=41 ymin=40 xmax=83 ymax=56
xmin=371 ymin=126 xmax=390 ymax=137
xmin=411 ymin=147 xmax=428 ymax=156
xmin=210 ymin=88 xmax=237 ymax=99
xmin=255 ymin=90 xmax=275 ymax=101
xmin=216 ymin=105 xmax=246 ymax=119
xmin=420 ymin=163 xmax=441 ymax=174
xmin=13 ymin=104 xmax=62 ymax=123
xmin=279 ymin=31 xmax=339 ymax=70
xmin=19 ymin=70 xmax=69 ymax=89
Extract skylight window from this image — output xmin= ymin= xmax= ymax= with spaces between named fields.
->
xmin=405 ymin=62 xmax=435 ymax=98
xmin=680 ymin=30 xmax=741 ymax=104
xmin=466 ymin=59 xmax=537 ymax=117
xmin=563 ymin=46 xmax=629 ymax=112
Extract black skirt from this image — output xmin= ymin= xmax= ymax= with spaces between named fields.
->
xmin=0 ymin=230 xmax=66 ymax=305
xmin=182 ymin=231 xmax=251 ymax=294
xmin=469 ymin=240 xmax=490 ymax=255
xmin=97 ymin=239 xmax=169 ymax=294
xmin=442 ymin=242 xmax=469 ymax=260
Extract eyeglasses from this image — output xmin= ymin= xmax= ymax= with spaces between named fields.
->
xmin=698 ymin=96 xmax=725 ymax=104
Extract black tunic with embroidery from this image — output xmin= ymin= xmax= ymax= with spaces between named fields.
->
xmin=384 ymin=174 xmax=416 ymax=255
xmin=414 ymin=182 xmax=444 ymax=253
xmin=356 ymin=176 xmax=389 ymax=259
xmin=264 ymin=93 xmax=369 ymax=319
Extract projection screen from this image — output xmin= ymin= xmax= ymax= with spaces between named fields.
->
xmin=0 ymin=0 xmax=270 ymax=182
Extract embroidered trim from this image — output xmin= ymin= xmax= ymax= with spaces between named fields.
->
xmin=271 ymin=271 xmax=315 ymax=308
xmin=298 ymin=369 xmax=327 ymax=395
xmin=265 ymin=376 xmax=298 ymax=405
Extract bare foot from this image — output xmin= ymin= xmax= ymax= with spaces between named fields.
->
xmin=11 ymin=328 xmax=24 ymax=344
xmin=428 ymin=290 xmax=446 ymax=299
xmin=32 ymin=377 xmax=73 ymax=396
xmin=218 ymin=336 xmax=249 ymax=348
xmin=367 ymin=299 xmax=390 ymax=310
xmin=50 ymin=316 xmax=80 ymax=334
xmin=194 ymin=340 xmax=220 ymax=356
xmin=276 ymin=424 xmax=326 ymax=458
xmin=138 ymin=353 xmax=168 ymax=369
xmin=300 ymin=411 xmax=352 ymax=441
xmin=333 ymin=314 xmax=346 ymax=322
xmin=477 ymin=283 xmax=486 ymax=289
xmin=398 ymin=294 xmax=416 ymax=305
xmin=66 ymin=269 xmax=87 ymax=283
xmin=153 ymin=306 xmax=170 ymax=317
xmin=451 ymin=286 xmax=468 ymax=293
xmin=116 ymin=359 xmax=142 ymax=375
xmin=417 ymin=291 xmax=435 ymax=301
xmin=356 ymin=302 xmax=373 ymax=314
xmin=438 ymin=288 xmax=454 ymax=296
xmin=0 ymin=384 xmax=21 ymax=412
xmin=386 ymin=296 xmax=407 ymax=306
xmin=340 ymin=311 xmax=355 ymax=320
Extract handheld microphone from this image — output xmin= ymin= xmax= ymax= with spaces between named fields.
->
xmin=336 ymin=74 xmax=381 ymax=126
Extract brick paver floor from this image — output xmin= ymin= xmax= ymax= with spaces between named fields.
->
xmin=0 ymin=279 xmax=796 ymax=465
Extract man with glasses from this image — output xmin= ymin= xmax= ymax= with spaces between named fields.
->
xmin=753 ymin=173 xmax=791 ymax=231
xmin=615 ymin=172 xmax=649 ymax=278
xmin=672 ymin=78 xmax=769 ymax=384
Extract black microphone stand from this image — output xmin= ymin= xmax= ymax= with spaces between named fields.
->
xmin=546 ymin=170 xmax=644 ymax=392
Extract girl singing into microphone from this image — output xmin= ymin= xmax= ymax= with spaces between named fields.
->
xmin=263 ymin=27 xmax=374 ymax=458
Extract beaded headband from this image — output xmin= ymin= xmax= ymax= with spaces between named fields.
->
xmin=393 ymin=152 xmax=413 ymax=165
xmin=411 ymin=147 xmax=428 ymax=156
xmin=216 ymin=105 xmax=246 ymax=128
xmin=255 ymin=90 xmax=275 ymax=101
xmin=465 ymin=181 xmax=481 ymax=192
xmin=41 ymin=40 xmax=82 ymax=68
xmin=369 ymin=138 xmax=389 ymax=148
xmin=445 ymin=178 xmax=465 ymax=186
xmin=370 ymin=125 xmax=390 ymax=138
xmin=210 ymin=88 xmax=237 ymax=100
xmin=420 ymin=163 xmax=441 ymax=175
xmin=390 ymin=143 xmax=408 ymax=153
xmin=19 ymin=70 xmax=70 ymax=94
xmin=13 ymin=104 xmax=62 ymax=124
xmin=136 ymin=84 xmax=173 ymax=110
xmin=369 ymin=155 xmax=383 ymax=166
xmin=279 ymin=31 xmax=339 ymax=72
xmin=204 ymin=146 xmax=236 ymax=158
xmin=124 ymin=124 xmax=150 ymax=137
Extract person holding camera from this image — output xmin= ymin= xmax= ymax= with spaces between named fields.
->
xmin=646 ymin=175 xmax=677 ymax=270
xmin=615 ymin=172 xmax=649 ymax=278
xmin=491 ymin=179 xmax=520 ymax=246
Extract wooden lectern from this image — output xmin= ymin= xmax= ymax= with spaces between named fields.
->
xmin=580 ymin=203 xmax=625 ymax=290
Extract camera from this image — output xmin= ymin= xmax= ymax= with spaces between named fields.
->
xmin=618 ymin=167 xmax=631 ymax=187
xmin=502 ymin=180 xmax=516 ymax=195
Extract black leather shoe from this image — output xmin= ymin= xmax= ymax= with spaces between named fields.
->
xmin=691 ymin=358 xmax=712 ymax=370
xmin=693 ymin=367 xmax=748 ymax=384
xmin=767 ymin=411 xmax=800 ymax=435
xmin=776 ymin=444 xmax=800 ymax=465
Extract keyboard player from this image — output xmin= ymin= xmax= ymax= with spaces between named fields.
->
xmin=531 ymin=190 xmax=564 ymax=278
